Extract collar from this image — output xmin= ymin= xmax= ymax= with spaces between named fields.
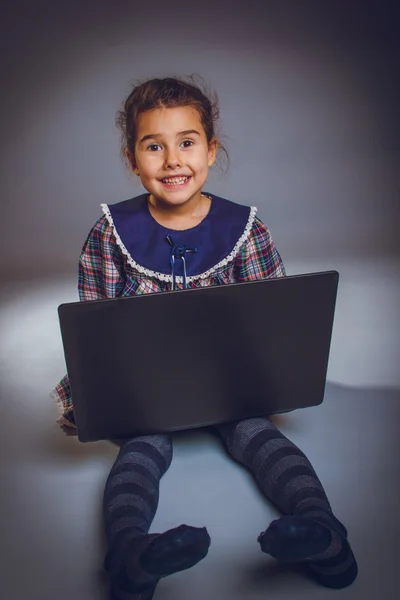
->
xmin=101 ymin=193 xmax=257 ymax=284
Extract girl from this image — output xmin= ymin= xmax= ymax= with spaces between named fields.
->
xmin=54 ymin=77 xmax=358 ymax=599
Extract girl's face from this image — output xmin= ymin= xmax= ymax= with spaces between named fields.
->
xmin=130 ymin=106 xmax=217 ymax=209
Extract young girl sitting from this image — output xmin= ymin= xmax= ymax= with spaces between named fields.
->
xmin=53 ymin=76 xmax=358 ymax=600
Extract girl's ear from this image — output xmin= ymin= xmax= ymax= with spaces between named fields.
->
xmin=125 ymin=149 xmax=139 ymax=175
xmin=208 ymin=138 xmax=218 ymax=167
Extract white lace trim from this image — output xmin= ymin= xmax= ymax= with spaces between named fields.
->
xmin=100 ymin=203 xmax=258 ymax=284
xmin=51 ymin=388 xmax=65 ymax=417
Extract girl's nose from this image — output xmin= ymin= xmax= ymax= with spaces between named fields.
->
xmin=164 ymin=149 xmax=181 ymax=169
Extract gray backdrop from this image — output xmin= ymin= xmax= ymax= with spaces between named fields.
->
xmin=1 ymin=0 xmax=399 ymax=279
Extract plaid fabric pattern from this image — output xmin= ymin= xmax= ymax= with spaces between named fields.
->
xmin=53 ymin=213 xmax=286 ymax=426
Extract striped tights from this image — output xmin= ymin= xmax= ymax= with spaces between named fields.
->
xmin=103 ymin=418 xmax=357 ymax=598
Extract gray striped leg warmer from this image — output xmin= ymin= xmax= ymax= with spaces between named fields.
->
xmin=217 ymin=418 xmax=358 ymax=589
xmin=103 ymin=435 xmax=210 ymax=600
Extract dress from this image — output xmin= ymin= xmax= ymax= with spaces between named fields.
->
xmin=53 ymin=191 xmax=286 ymax=427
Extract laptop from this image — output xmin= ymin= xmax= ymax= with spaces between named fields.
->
xmin=57 ymin=271 xmax=339 ymax=442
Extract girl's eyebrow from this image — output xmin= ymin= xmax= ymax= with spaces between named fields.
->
xmin=139 ymin=129 xmax=200 ymax=144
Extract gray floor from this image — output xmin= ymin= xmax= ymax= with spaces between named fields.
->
xmin=1 ymin=259 xmax=399 ymax=600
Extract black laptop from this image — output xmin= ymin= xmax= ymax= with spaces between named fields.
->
xmin=57 ymin=271 xmax=339 ymax=442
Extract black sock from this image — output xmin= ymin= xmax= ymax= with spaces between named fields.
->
xmin=258 ymin=515 xmax=332 ymax=562
xmin=140 ymin=524 xmax=211 ymax=575
xmin=258 ymin=513 xmax=357 ymax=589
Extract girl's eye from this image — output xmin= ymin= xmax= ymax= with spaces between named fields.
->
xmin=146 ymin=140 xmax=193 ymax=151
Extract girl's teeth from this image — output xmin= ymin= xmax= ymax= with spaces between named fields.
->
xmin=162 ymin=177 xmax=188 ymax=184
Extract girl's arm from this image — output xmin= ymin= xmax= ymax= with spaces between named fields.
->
xmin=53 ymin=216 xmax=126 ymax=428
xmin=235 ymin=216 xmax=286 ymax=281
xmin=78 ymin=215 xmax=126 ymax=300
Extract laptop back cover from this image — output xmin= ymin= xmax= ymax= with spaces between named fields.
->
xmin=58 ymin=271 xmax=339 ymax=442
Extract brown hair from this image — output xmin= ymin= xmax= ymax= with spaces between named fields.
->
xmin=116 ymin=75 xmax=229 ymax=172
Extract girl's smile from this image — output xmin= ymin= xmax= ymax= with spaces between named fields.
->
xmin=159 ymin=175 xmax=191 ymax=189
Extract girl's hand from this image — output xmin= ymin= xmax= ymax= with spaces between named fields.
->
xmin=60 ymin=425 xmax=78 ymax=436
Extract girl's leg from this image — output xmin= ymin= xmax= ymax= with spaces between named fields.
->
xmin=104 ymin=434 xmax=210 ymax=599
xmin=216 ymin=418 xmax=358 ymax=589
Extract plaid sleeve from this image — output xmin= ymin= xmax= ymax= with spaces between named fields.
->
xmin=235 ymin=216 xmax=286 ymax=281
xmin=53 ymin=215 xmax=126 ymax=427
xmin=78 ymin=215 xmax=126 ymax=300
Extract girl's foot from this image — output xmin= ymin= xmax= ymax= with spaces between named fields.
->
xmin=109 ymin=524 xmax=211 ymax=597
xmin=258 ymin=515 xmax=358 ymax=589
xmin=140 ymin=524 xmax=211 ymax=575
